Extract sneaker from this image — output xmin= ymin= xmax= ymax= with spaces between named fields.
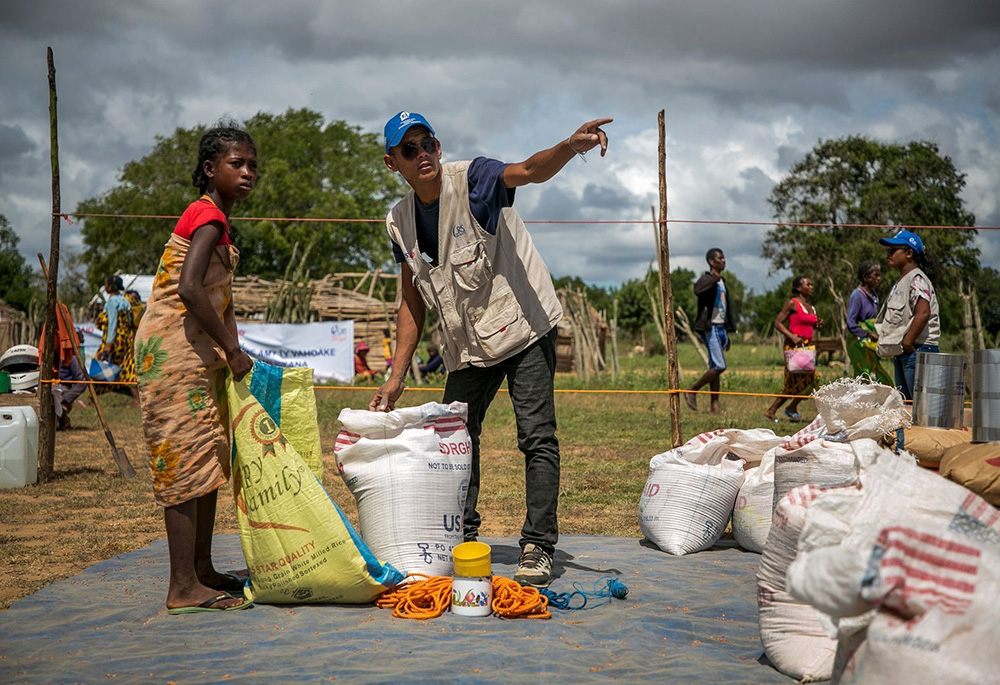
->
xmin=513 ymin=543 xmax=552 ymax=587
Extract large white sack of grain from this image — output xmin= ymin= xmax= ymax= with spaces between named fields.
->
xmin=681 ymin=427 xmax=786 ymax=468
xmin=786 ymin=439 xmax=1000 ymax=621
xmin=834 ymin=525 xmax=1000 ymax=685
xmin=732 ymin=449 xmax=775 ymax=553
xmin=772 ymin=439 xmax=861 ymax=516
xmin=335 ymin=402 xmax=472 ymax=576
xmin=757 ymin=484 xmax=860 ymax=682
xmin=638 ymin=436 xmax=746 ymax=555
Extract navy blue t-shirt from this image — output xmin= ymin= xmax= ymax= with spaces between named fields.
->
xmin=391 ymin=157 xmax=515 ymax=264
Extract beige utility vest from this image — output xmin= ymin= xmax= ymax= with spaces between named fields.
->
xmin=875 ymin=266 xmax=940 ymax=356
xmin=385 ymin=161 xmax=563 ymax=371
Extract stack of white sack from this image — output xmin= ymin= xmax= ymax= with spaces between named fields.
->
xmin=754 ymin=380 xmax=913 ymax=681
xmin=335 ymin=402 xmax=472 ymax=576
xmin=732 ymin=450 xmax=775 ymax=553
xmin=639 ymin=428 xmax=785 ymax=555
xmin=786 ymin=439 xmax=1000 ymax=685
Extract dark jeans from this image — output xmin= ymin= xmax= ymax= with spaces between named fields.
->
xmin=893 ymin=343 xmax=939 ymax=401
xmin=442 ymin=328 xmax=560 ymax=555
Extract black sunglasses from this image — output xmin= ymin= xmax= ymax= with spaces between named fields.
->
xmin=398 ymin=136 xmax=438 ymax=161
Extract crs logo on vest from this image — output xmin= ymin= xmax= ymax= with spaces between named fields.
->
xmin=451 ymin=224 xmax=466 ymax=237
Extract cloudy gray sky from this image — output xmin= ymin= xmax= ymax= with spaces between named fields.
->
xmin=2 ymin=0 xmax=998 ymax=292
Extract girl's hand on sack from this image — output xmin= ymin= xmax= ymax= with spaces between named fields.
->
xmin=227 ymin=348 xmax=253 ymax=382
xmin=370 ymin=376 xmax=405 ymax=412
xmin=791 ymin=334 xmax=803 ymax=345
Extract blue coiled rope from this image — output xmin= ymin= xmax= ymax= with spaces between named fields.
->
xmin=539 ymin=576 xmax=629 ymax=611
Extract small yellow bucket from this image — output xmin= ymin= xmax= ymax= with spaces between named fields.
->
xmin=452 ymin=541 xmax=491 ymax=577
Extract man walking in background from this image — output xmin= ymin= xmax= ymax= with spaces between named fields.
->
xmin=370 ymin=111 xmax=611 ymax=586
xmin=685 ymin=248 xmax=736 ymax=414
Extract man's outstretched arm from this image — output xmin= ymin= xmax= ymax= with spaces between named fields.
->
xmin=502 ymin=117 xmax=612 ymax=188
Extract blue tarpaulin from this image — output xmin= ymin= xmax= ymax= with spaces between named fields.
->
xmin=0 ymin=535 xmax=793 ymax=683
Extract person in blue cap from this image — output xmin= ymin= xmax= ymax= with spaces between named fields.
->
xmin=874 ymin=229 xmax=940 ymax=400
xmin=370 ymin=110 xmax=611 ymax=587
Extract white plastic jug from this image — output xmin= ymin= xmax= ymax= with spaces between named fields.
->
xmin=0 ymin=406 xmax=38 ymax=488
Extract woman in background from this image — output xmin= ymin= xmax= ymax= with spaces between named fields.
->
xmin=845 ymin=261 xmax=892 ymax=386
xmin=96 ymin=274 xmax=140 ymax=403
xmin=764 ymin=276 xmax=823 ymax=423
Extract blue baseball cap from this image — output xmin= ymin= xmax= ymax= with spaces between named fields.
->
xmin=384 ymin=111 xmax=435 ymax=154
xmin=879 ymin=229 xmax=924 ymax=254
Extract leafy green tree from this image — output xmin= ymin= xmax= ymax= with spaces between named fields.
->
xmin=0 ymin=215 xmax=40 ymax=311
xmin=762 ymin=136 xmax=979 ymax=337
xmin=78 ymin=108 xmax=406 ymax=285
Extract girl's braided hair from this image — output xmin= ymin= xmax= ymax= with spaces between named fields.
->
xmin=191 ymin=121 xmax=257 ymax=194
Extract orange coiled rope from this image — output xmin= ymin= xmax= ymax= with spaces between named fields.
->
xmin=375 ymin=575 xmax=551 ymax=620
xmin=490 ymin=576 xmax=550 ymax=619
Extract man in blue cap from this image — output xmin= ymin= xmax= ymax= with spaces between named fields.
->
xmin=370 ymin=111 xmax=611 ymax=586
xmin=874 ymin=229 xmax=940 ymax=400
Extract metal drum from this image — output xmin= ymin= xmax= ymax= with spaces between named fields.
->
xmin=912 ymin=352 xmax=967 ymax=429
xmin=972 ymin=349 xmax=1000 ymax=443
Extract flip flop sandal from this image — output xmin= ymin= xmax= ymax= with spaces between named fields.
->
xmin=784 ymin=410 xmax=803 ymax=422
xmin=167 ymin=592 xmax=253 ymax=615
xmin=210 ymin=572 xmax=248 ymax=595
xmin=763 ymin=414 xmax=779 ymax=424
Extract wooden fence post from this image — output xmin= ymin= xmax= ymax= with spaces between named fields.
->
xmin=38 ymin=47 xmax=61 ymax=481
xmin=656 ymin=110 xmax=682 ymax=447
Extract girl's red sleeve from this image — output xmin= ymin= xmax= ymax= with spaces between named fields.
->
xmin=173 ymin=200 xmax=232 ymax=245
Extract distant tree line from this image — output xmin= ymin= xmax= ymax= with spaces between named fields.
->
xmin=3 ymin=115 xmax=997 ymax=347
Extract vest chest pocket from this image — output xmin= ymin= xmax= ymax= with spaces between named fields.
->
xmin=451 ymin=241 xmax=491 ymax=292
xmin=472 ymin=290 xmax=530 ymax=360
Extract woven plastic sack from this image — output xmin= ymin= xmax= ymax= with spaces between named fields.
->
xmin=772 ymin=439 xmax=860 ymax=516
xmin=335 ymin=402 xmax=472 ymax=575
xmin=786 ymin=440 xmax=1000 ymax=621
xmin=757 ymin=484 xmax=856 ymax=681
xmin=244 ymin=360 xmax=323 ymax=480
xmin=639 ymin=437 xmax=745 ymax=555
xmin=228 ymin=376 xmax=403 ymax=604
xmin=835 ymin=525 xmax=1000 ymax=685
xmin=732 ymin=449 xmax=775 ymax=553
xmin=681 ymin=427 xmax=786 ymax=469
xmin=812 ymin=376 xmax=910 ymax=442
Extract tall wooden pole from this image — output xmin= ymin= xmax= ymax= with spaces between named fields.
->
xmin=39 ymin=47 xmax=61 ymax=481
xmin=656 ymin=110 xmax=682 ymax=447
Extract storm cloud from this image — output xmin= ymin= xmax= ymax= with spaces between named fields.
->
xmin=2 ymin=0 xmax=997 ymax=292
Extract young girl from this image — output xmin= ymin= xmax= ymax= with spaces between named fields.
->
xmin=134 ymin=124 xmax=257 ymax=614
xmin=764 ymin=276 xmax=824 ymax=423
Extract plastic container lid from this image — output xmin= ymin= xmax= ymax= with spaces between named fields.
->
xmin=452 ymin=541 xmax=491 ymax=577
